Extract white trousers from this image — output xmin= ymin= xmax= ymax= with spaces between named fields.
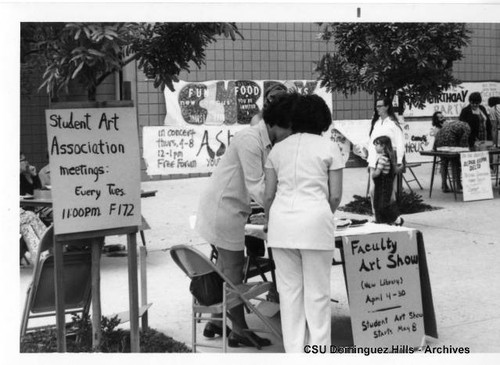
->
xmin=272 ymin=248 xmax=333 ymax=353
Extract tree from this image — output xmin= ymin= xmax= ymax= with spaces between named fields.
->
xmin=21 ymin=22 xmax=243 ymax=101
xmin=314 ymin=23 xmax=471 ymax=110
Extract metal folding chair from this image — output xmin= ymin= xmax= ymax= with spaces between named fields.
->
xmin=170 ymin=244 xmax=282 ymax=352
xmin=20 ymin=225 xmax=92 ymax=337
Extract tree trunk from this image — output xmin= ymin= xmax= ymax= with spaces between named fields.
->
xmin=88 ymin=86 xmax=97 ymax=101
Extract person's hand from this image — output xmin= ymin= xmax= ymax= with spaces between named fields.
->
xmin=263 ymin=223 xmax=268 ymax=234
xmin=28 ymin=165 xmax=37 ymax=176
xmin=353 ymin=144 xmax=368 ymax=159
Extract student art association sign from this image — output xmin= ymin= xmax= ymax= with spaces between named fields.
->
xmin=142 ymin=80 xmax=342 ymax=175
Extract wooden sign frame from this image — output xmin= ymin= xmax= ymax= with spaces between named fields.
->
xmin=47 ymin=101 xmax=142 ymax=352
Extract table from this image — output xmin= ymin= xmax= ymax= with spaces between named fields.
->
xmin=420 ymin=148 xmax=500 ymax=200
xmin=245 ymin=222 xmax=438 ymax=341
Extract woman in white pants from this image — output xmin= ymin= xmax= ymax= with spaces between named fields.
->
xmin=264 ymin=94 xmax=344 ymax=352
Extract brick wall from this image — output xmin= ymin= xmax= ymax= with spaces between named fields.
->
xmin=20 ymin=22 xmax=500 ymax=179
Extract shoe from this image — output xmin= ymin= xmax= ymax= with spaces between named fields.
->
xmin=227 ymin=331 xmax=272 ymax=348
xmin=203 ymin=322 xmax=231 ymax=338
xmin=442 ymin=187 xmax=451 ymax=193
xmin=394 ymin=217 xmax=404 ymax=226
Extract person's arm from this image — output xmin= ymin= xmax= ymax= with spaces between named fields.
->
xmin=371 ymin=165 xmax=382 ymax=179
xmin=393 ymin=124 xmax=406 ymax=166
xmin=237 ymin=134 xmax=266 ymax=206
xmin=328 ymin=169 xmax=343 ymax=214
xmin=263 ymin=166 xmax=278 ymax=233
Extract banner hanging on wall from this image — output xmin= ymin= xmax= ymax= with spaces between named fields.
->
xmin=403 ymin=81 xmax=500 ymax=118
xmin=163 ymin=79 xmax=333 ymax=126
xmin=142 ymin=79 xmax=344 ymax=176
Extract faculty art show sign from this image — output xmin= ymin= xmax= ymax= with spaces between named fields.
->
xmin=342 ymin=230 xmax=425 ymax=348
xmin=46 ymin=106 xmax=142 ymax=235
xmin=142 ymin=80 xmax=349 ymax=175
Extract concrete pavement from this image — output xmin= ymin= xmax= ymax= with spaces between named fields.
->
xmin=19 ymin=163 xmax=500 ymax=353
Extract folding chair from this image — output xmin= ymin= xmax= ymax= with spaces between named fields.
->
xmin=20 ymin=225 xmax=92 ymax=337
xmin=170 ymin=244 xmax=282 ymax=352
xmin=242 ymin=235 xmax=276 ymax=283
xmin=403 ymin=162 xmax=423 ymax=191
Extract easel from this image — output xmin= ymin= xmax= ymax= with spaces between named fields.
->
xmin=45 ymin=101 xmax=143 ymax=352
xmin=53 ymin=226 xmax=142 ymax=352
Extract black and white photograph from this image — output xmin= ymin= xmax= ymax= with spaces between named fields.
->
xmin=2 ymin=1 xmax=500 ymax=363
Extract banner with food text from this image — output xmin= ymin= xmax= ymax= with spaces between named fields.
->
xmin=142 ymin=80 xmax=340 ymax=175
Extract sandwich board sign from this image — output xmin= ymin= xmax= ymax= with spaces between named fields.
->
xmin=460 ymin=151 xmax=493 ymax=202
xmin=342 ymin=230 xmax=425 ymax=349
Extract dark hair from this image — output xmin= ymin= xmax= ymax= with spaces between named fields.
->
xmin=291 ymin=94 xmax=332 ymax=135
xmin=264 ymin=83 xmax=288 ymax=106
xmin=469 ymin=92 xmax=482 ymax=104
xmin=432 ymin=111 xmax=444 ymax=128
xmin=262 ymin=92 xmax=297 ymax=128
xmin=488 ymin=96 xmax=500 ymax=107
xmin=369 ymin=97 xmax=401 ymax=136
xmin=373 ymin=135 xmax=397 ymax=170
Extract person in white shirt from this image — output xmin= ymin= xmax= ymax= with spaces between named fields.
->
xmin=264 ymin=93 xmax=344 ymax=352
xmin=353 ymin=97 xmax=405 ymax=218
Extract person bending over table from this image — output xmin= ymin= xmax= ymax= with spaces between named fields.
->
xmin=195 ymin=92 xmax=296 ymax=348
xmin=264 ymin=94 xmax=344 ymax=353
xmin=433 ymin=120 xmax=471 ymax=193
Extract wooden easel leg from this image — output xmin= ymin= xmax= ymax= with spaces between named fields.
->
xmin=91 ymin=239 xmax=102 ymax=350
xmin=53 ymin=237 xmax=66 ymax=352
xmin=140 ymin=245 xmax=148 ymax=330
xmin=127 ymin=233 xmax=140 ymax=352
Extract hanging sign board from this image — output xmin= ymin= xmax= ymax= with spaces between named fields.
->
xmin=460 ymin=151 xmax=493 ymax=202
xmin=45 ymin=106 xmax=142 ymax=235
xmin=342 ymin=230 xmax=425 ymax=348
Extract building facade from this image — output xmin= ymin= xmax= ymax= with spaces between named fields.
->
xmin=20 ymin=22 xmax=500 ymax=180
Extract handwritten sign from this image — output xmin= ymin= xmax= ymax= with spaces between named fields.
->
xmin=460 ymin=151 xmax=493 ymax=202
xmin=402 ymin=121 xmax=435 ymax=163
xmin=142 ymin=125 xmax=245 ymax=175
xmin=45 ymin=107 xmax=141 ymax=235
xmin=334 ymin=119 xmax=435 ymax=163
xmin=342 ymin=230 xmax=425 ymax=348
xmin=163 ymin=80 xmax=333 ymax=126
xmin=142 ymin=124 xmax=349 ymax=175
xmin=403 ymin=81 xmax=500 ymax=117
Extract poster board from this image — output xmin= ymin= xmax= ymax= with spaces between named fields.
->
xmin=142 ymin=124 xmax=350 ymax=175
xmin=163 ymin=79 xmax=333 ymax=126
xmin=45 ymin=105 xmax=142 ymax=235
xmin=333 ymin=119 xmax=435 ymax=163
xmin=403 ymin=81 xmax=500 ymax=117
xmin=460 ymin=151 xmax=493 ymax=202
xmin=342 ymin=230 xmax=425 ymax=348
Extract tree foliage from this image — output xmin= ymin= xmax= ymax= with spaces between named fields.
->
xmin=315 ymin=23 xmax=471 ymax=109
xmin=21 ymin=22 xmax=242 ymax=100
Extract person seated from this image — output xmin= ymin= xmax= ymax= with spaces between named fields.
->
xmin=434 ymin=120 xmax=471 ymax=193
xmin=20 ymin=152 xmax=42 ymax=196
xmin=38 ymin=154 xmax=51 ymax=189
